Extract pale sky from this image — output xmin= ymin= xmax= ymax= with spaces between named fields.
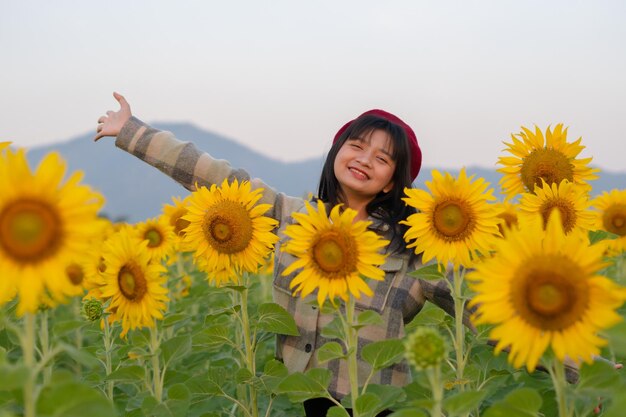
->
xmin=2 ymin=0 xmax=625 ymax=172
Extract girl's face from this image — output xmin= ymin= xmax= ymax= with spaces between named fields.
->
xmin=333 ymin=128 xmax=396 ymax=206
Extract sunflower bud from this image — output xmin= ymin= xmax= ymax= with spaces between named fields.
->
xmin=82 ymin=298 xmax=104 ymax=322
xmin=404 ymin=327 xmax=448 ymax=371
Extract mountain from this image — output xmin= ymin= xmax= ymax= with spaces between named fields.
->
xmin=24 ymin=122 xmax=626 ymax=222
xmin=25 ymin=122 xmax=324 ymax=222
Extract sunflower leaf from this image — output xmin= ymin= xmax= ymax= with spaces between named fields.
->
xmin=161 ymin=334 xmax=192 ymax=367
xmin=354 ymin=310 xmax=384 ymax=329
xmin=443 ymin=389 xmax=488 ymax=415
xmin=275 ymin=369 xmax=332 ymax=402
xmin=588 ymin=229 xmax=619 ymax=245
xmin=317 ymin=342 xmax=346 ymax=363
xmin=104 ymin=365 xmax=146 ymax=382
xmin=482 ymin=387 xmax=542 ymax=417
xmin=361 ymin=339 xmax=405 ymax=371
xmin=408 ymin=264 xmax=445 ymax=280
xmin=256 ymin=302 xmax=299 ymax=336
xmin=321 ymin=316 xmax=345 ymax=340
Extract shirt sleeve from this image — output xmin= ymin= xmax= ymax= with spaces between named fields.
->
xmin=115 ymin=116 xmax=305 ymax=225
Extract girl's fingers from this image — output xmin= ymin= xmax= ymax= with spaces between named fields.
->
xmin=97 ymin=116 xmax=106 ymax=123
xmin=113 ymin=91 xmax=130 ymax=110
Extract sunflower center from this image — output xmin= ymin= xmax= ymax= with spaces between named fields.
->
xmin=0 ymin=199 xmax=63 ymax=263
xmin=117 ymin=263 xmax=148 ymax=301
xmin=520 ymin=148 xmax=574 ymax=193
xmin=540 ymin=201 xmax=576 ymax=233
xmin=511 ymin=254 xmax=589 ymax=331
xmin=433 ymin=200 xmax=473 ymax=240
xmin=174 ymin=217 xmax=190 ymax=236
xmin=66 ymin=263 xmax=84 ymax=286
xmin=603 ymin=204 xmax=626 ymax=236
xmin=144 ymin=228 xmax=163 ymax=248
xmin=312 ymin=231 xmax=357 ymax=276
xmin=203 ymin=200 xmax=253 ymax=254
xmin=98 ymin=257 xmax=107 ymax=273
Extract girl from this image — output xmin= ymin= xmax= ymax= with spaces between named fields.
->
xmin=95 ymin=92 xmax=461 ymax=416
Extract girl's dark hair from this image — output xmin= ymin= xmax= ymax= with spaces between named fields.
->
xmin=317 ymin=114 xmax=417 ymax=253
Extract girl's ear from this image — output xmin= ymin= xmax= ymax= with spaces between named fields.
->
xmin=383 ymin=181 xmax=394 ymax=194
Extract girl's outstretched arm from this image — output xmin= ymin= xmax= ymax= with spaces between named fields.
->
xmin=94 ymin=92 xmax=132 ymax=141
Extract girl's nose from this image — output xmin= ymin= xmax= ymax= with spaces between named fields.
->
xmin=356 ymin=152 xmax=373 ymax=167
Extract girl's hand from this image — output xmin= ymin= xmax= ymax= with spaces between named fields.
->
xmin=94 ymin=92 xmax=132 ymax=141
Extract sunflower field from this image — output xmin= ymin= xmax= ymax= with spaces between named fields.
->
xmin=1 ymin=124 xmax=626 ymax=417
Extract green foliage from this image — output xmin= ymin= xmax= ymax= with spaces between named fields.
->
xmin=2 ymin=253 xmax=626 ymax=417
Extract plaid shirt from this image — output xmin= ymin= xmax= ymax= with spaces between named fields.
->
xmin=116 ymin=117 xmax=462 ymax=399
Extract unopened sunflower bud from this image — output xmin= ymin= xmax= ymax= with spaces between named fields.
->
xmin=82 ymin=298 xmax=104 ymax=322
xmin=404 ymin=327 xmax=448 ymax=371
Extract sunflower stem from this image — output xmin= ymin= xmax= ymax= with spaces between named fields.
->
xmin=344 ymin=296 xmax=360 ymax=415
xmin=548 ymin=358 xmax=572 ymax=417
xmin=103 ymin=318 xmax=115 ymax=400
xmin=22 ymin=313 xmax=37 ymax=417
xmin=239 ymin=275 xmax=259 ymax=417
xmin=452 ymin=267 xmax=467 ymax=388
xmin=149 ymin=322 xmax=163 ymax=402
xmin=39 ymin=308 xmax=52 ymax=385
xmin=72 ymin=298 xmax=83 ymax=376
xmin=426 ymin=364 xmax=443 ymax=417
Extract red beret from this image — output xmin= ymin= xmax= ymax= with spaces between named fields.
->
xmin=333 ymin=109 xmax=422 ymax=181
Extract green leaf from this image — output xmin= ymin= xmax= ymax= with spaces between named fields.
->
xmin=276 ymin=369 xmax=332 ymax=402
xmin=320 ymin=316 xmax=345 ymax=340
xmin=163 ymin=383 xmax=191 ymax=417
xmin=354 ymin=310 xmax=384 ymax=330
xmin=256 ymin=302 xmax=299 ymax=336
xmin=388 ymin=409 xmax=428 ymax=417
xmin=606 ymin=321 xmax=626 ymax=357
xmin=603 ymin=393 xmax=626 ymax=417
xmin=161 ymin=334 xmax=192 ymax=367
xmin=364 ymin=384 xmax=406 ymax=411
xmin=37 ymin=378 xmax=116 ymax=417
xmin=327 ymin=406 xmax=351 ymax=417
xmin=483 ymin=387 xmax=542 ymax=417
xmin=235 ymin=368 xmax=254 ymax=384
xmin=577 ymin=360 xmax=620 ymax=391
xmin=51 ymin=320 xmax=86 ymax=337
xmin=162 ymin=313 xmax=191 ymax=328
xmin=58 ymin=343 xmax=100 ymax=368
xmin=361 ymin=339 xmax=405 ymax=371
xmin=355 ymin=393 xmax=381 ymax=417
xmin=317 ymin=342 xmax=346 ymax=364
xmin=0 ymin=364 xmax=29 ymax=390
xmin=443 ymin=390 xmax=487 ymax=415
xmin=192 ymin=325 xmax=233 ymax=349
xmin=408 ymin=263 xmax=445 ymax=280
xmin=259 ymin=359 xmax=289 ymax=393
xmin=105 ymin=365 xmax=145 ymax=382
xmin=589 ymin=229 xmax=618 ymax=245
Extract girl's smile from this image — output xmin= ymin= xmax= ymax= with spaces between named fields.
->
xmin=333 ymin=128 xmax=396 ymax=212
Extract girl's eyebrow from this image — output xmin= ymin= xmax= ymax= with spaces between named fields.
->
xmin=348 ymin=136 xmax=394 ymax=158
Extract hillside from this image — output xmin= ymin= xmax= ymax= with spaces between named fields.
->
xmin=24 ymin=122 xmax=626 ymax=222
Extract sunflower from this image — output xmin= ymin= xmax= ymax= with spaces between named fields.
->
xmin=0 ymin=148 xmax=104 ymax=314
xmin=519 ymin=179 xmax=595 ymax=238
xmin=0 ymin=142 xmax=10 ymax=151
xmin=591 ymin=189 xmax=626 ymax=253
xmin=401 ymin=168 xmax=501 ymax=269
xmin=467 ymin=211 xmax=626 ymax=372
xmin=98 ymin=229 xmax=169 ymax=337
xmin=132 ymin=216 xmax=176 ymax=263
xmin=498 ymin=124 xmax=599 ymax=199
xmin=182 ymin=179 xmax=278 ymax=280
xmin=281 ymin=200 xmax=389 ymax=306
xmin=494 ymin=201 xmax=519 ymax=236
xmin=162 ymin=196 xmax=191 ymax=241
